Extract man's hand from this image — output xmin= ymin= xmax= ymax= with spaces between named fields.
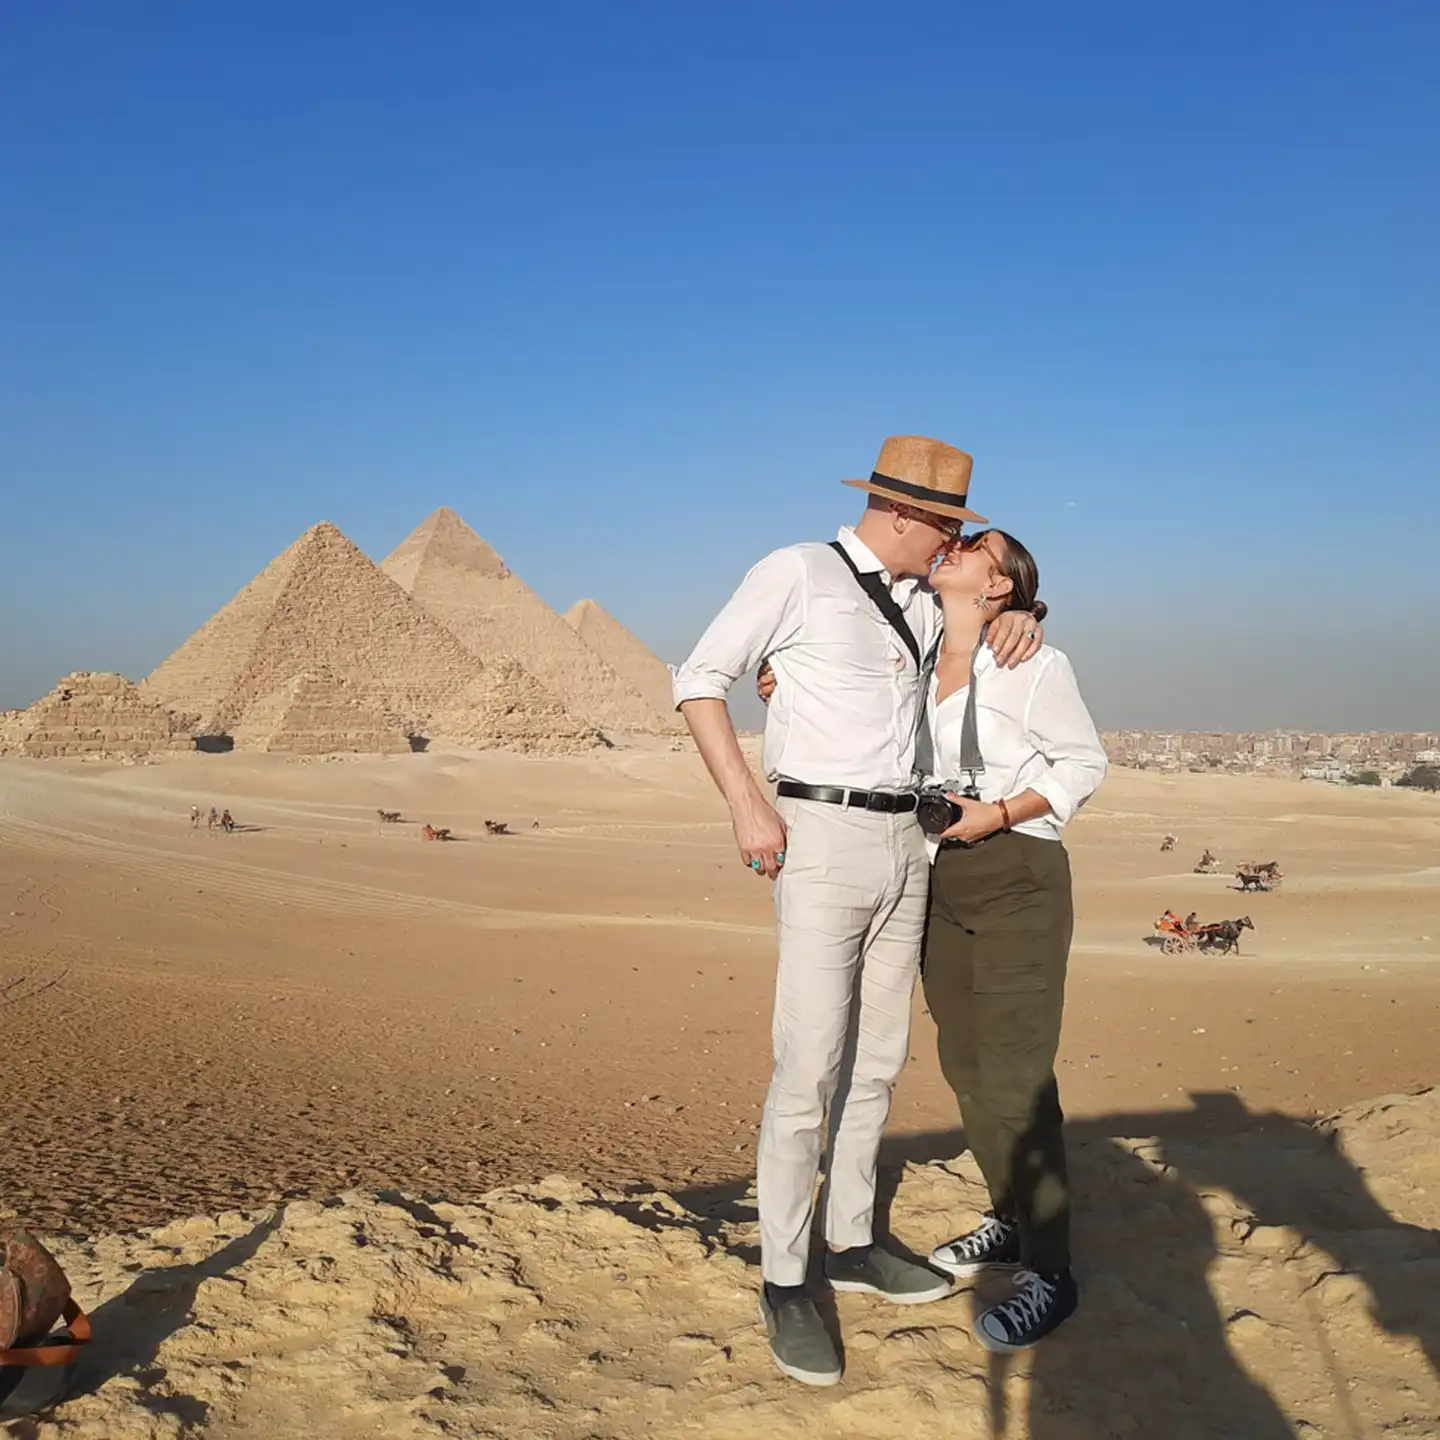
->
xmin=734 ymin=795 xmax=788 ymax=879
xmin=989 ymin=610 xmax=1043 ymax=668
xmin=756 ymin=660 xmax=776 ymax=705
xmin=938 ymin=798 xmax=1007 ymax=845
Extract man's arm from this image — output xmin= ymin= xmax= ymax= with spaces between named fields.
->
xmin=680 ymin=700 xmax=788 ymax=878
xmin=672 ymin=549 xmax=806 ymax=880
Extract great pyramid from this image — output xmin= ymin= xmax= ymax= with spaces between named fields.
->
xmin=229 ymin=669 xmax=412 ymax=755
xmin=8 ymin=672 xmax=194 ymax=758
xmin=564 ymin=598 xmax=676 ymax=723
xmin=142 ymin=522 xmax=596 ymax=754
xmin=382 ymin=508 xmax=676 ymax=735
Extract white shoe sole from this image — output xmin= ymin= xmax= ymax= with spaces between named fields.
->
xmin=928 ymin=1251 xmax=1022 ymax=1279
xmin=756 ymin=1298 xmax=842 ymax=1386
xmin=828 ymin=1276 xmax=955 ymax=1304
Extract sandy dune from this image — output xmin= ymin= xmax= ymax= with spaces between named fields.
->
xmin=2 ymin=750 xmax=1438 ymax=1433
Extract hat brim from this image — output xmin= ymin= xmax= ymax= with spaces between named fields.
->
xmin=842 ymin=478 xmax=988 ymax=525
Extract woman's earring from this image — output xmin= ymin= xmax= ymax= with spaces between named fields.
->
xmin=973 ymin=594 xmax=990 ymax=610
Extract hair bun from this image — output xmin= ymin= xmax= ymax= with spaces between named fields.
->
xmin=1032 ymin=600 xmax=1049 ymax=623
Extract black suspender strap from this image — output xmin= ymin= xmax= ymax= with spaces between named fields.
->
xmin=827 ymin=541 xmax=921 ymax=669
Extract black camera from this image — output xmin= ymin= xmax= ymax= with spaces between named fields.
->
xmin=916 ymin=782 xmax=981 ymax=838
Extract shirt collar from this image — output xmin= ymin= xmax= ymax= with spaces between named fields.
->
xmin=835 ymin=526 xmax=921 ymax=598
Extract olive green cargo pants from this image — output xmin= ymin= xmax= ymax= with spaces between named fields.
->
xmin=921 ymin=830 xmax=1073 ymax=1273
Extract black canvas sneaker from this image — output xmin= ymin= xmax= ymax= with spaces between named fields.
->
xmin=928 ymin=1212 xmax=1021 ymax=1278
xmin=974 ymin=1268 xmax=1079 ymax=1352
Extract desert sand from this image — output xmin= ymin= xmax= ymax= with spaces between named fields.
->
xmin=3 ymin=750 xmax=1439 ymax=1435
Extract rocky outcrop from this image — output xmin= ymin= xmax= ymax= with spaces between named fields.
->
xmin=384 ymin=509 xmax=677 ymax=736
xmin=140 ymin=522 xmax=598 ymax=755
xmin=4 ymin=673 xmax=193 ymax=759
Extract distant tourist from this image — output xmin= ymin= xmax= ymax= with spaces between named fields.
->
xmin=220 ymin=809 xmax=234 ymax=834
xmin=190 ymin=804 xmax=200 ymax=829
xmin=207 ymin=806 xmax=218 ymax=834
xmin=674 ymin=436 xmax=1042 ymax=1386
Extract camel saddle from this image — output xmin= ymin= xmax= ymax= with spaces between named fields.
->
xmin=0 ymin=1228 xmax=90 ymax=1366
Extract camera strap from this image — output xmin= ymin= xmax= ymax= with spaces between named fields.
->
xmin=913 ymin=623 xmax=988 ymax=789
xmin=957 ymin=623 xmax=989 ymax=791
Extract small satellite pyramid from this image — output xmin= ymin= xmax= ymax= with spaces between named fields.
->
xmin=142 ymin=522 xmax=595 ymax=753
xmin=564 ymin=598 xmax=676 ymax=724
xmin=382 ymin=508 xmax=676 ymax=734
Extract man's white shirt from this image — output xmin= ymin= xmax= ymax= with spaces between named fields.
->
xmin=671 ymin=527 xmax=940 ymax=790
xmin=923 ymin=644 xmax=1108 ymax=846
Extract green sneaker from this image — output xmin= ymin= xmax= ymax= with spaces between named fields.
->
xmin=825 ymin=1244 xmax=955 ymax=1304
xmin=757 ymin=1289 xmax=842 ymax=1386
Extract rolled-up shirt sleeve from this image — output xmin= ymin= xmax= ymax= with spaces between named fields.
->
xmin=671 ymin=549 xmax=806 ymax=707
xmin=1023 ymin=651 xmax=1108 ymax=824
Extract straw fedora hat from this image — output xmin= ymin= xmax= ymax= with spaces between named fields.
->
xmin=843 ymin=435 xmax=988 ymax=524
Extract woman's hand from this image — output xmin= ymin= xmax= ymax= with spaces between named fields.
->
xmin=756 ymin=660 xmax=777 ymax=704
xmin=938 ymin=798 xmax=1008 ymax=845
xmin=989 ymin=611 xmax=1043 ymax=668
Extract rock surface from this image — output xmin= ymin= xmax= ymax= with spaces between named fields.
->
xmin=1 ymin=674 xmax=193 ymax=759
xmin=9 ymin=1089 xmax=1439 ymax=1438
xmin=384 ymin=508 xmax=676 ymax=736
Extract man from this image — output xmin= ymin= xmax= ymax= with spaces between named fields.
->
xmin=672 ymin=435 xmax=1041 ymax=1385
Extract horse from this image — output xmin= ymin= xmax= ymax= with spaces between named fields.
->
xmin=1200 ymin=915 xmax=1254 ymax=956
xmin=422 ymin=824 xmax=452 ymax=842
xmin=483 ymin=820 xmax=509 ymax=836
xmin=377 ymin=809 xmax=402 ymax=824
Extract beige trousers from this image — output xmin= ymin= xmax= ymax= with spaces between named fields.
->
xmin=758 ymin=795 xmax=930 ymax=1285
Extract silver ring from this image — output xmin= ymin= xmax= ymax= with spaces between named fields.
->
xmin=1026 ymin=629 xmax=1036 ymax=639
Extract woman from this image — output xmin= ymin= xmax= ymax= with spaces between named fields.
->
xmin=920 ymin=529 xmax=1107 ymax=1352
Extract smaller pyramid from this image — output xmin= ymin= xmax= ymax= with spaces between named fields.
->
xmin=13 ymin=673 xmax=194 ymax=758
xmin=230 ymin=670 xmax=412 ymax=755
xmin=564 ymin=600 xmax=676 ymax=722
xmin=383 ymin=509 xmax=677 ymax=734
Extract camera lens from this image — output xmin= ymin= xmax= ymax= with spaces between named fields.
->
xmin=917 ymin=792 xmax=960 ymax=837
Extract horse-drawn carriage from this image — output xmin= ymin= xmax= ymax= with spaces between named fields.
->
xmin=421 ymin=824 xmax=453 ymax=842
xmin=1235 ymin=861 xmax=1283 ymax=893
xmin=1193 ymin=849 xmax=1220 ymax=874
xmin=1153 ymin=910 xmax=1256 ymax=956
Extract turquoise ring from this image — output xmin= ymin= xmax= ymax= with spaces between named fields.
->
xmin=750 ymin=857 xmax=762 ymax=871
xmin=776 ymin=851 xmax=786 ymax=864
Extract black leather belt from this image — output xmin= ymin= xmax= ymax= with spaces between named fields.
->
xmin=776 ymin=781 xmax=919 ymax=814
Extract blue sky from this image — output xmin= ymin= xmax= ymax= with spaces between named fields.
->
xmin=2 ymin=1 xmax=1436 ymax=727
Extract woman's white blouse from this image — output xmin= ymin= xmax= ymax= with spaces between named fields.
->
xmin=923 ymin=643 xmax=1107 ymax=849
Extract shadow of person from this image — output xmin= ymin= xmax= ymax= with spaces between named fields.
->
xmin=875 ymin=1123 xmax=1296 ymax=1438
xmin=876 ymin=1088 xmax=1440 ymax=1436
xmin=58 ymin=1209 xmax=285 ymax=1423
xmin=1139 ymin=1092 xmax=1440 ymax=1382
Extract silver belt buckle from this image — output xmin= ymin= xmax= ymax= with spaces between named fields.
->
xmin=841 ymin=788 xmax=854 ymax=811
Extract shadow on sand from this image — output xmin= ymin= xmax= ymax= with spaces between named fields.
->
xmin=23 ymin=1210 xmax=287 ymax=1429
xmin=679 ymin=1090 xmax=1440 ymax=1436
